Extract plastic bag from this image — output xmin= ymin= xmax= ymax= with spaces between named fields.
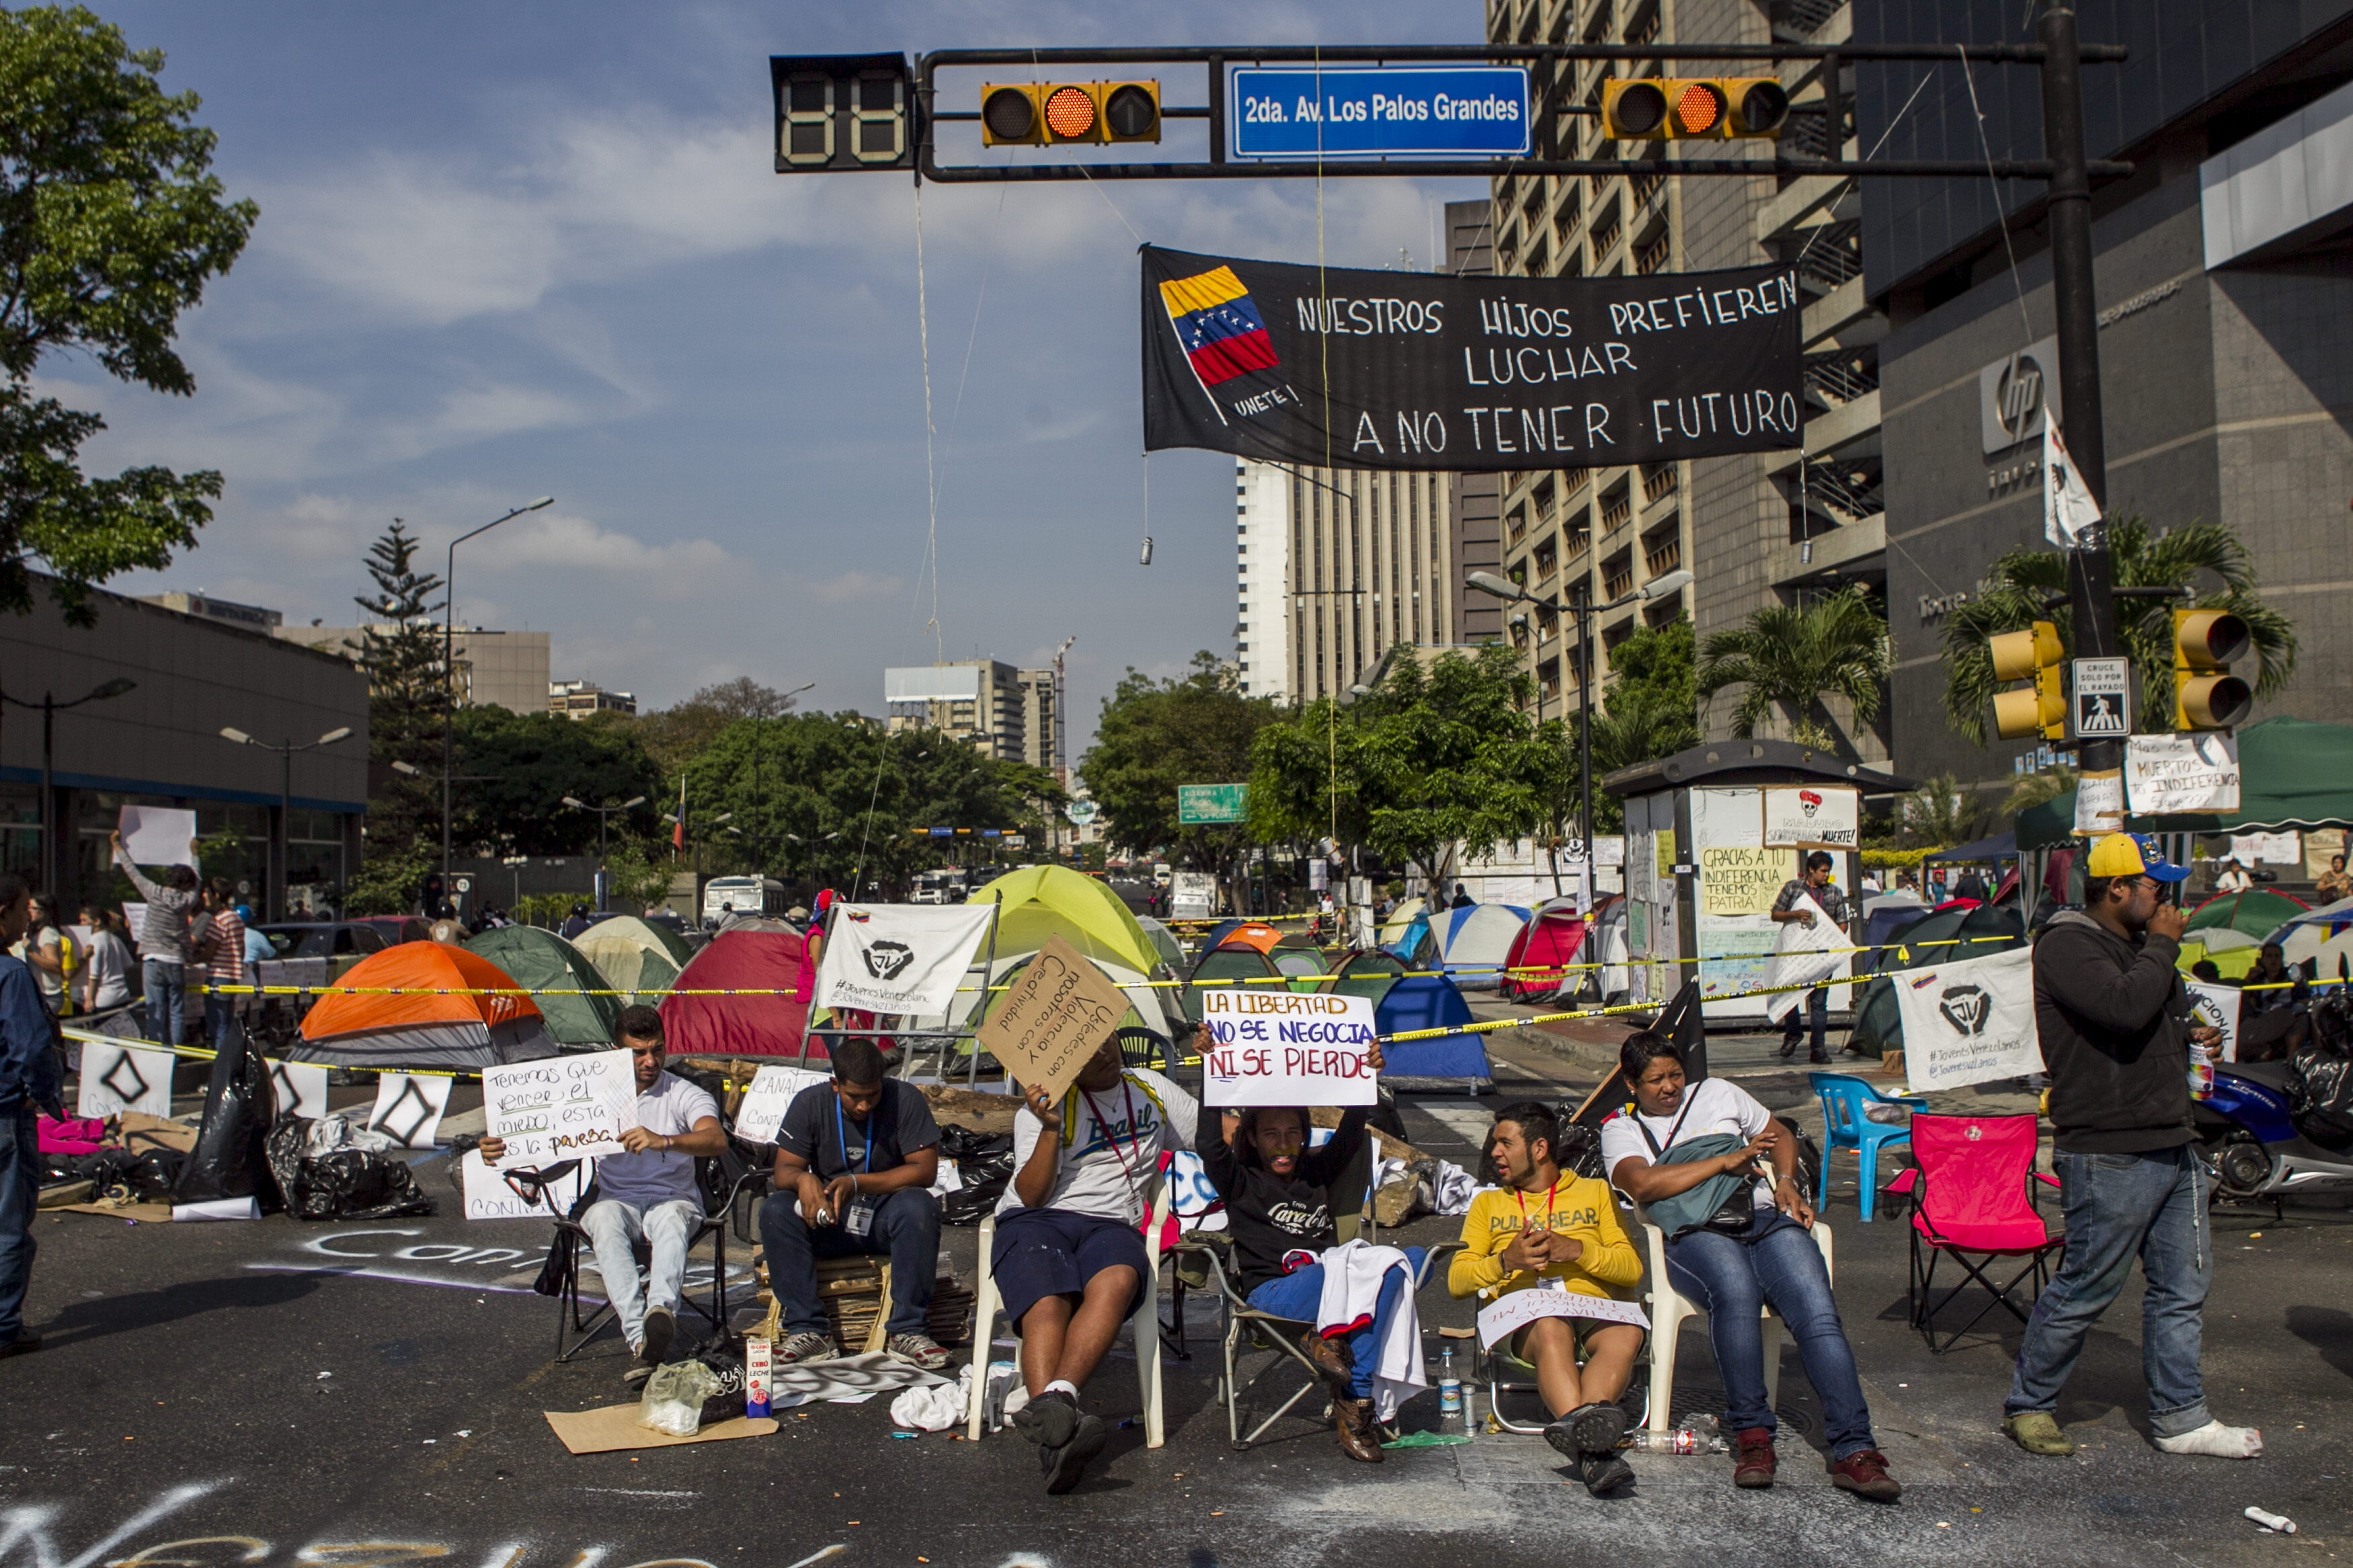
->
xmin=639 ymin=1360 xmax=724 ymax=1436
xmin=690 ymin=1342 xmax=749 ymax=1426
xmin=939 ymin=1127 xmax=1012 ymax=1226
xmin=265 ymin=1118 xmax=437 ymax=1221
xmin=889 ymin=1367 xmax=970 ymax=1431
xmin=173 ymin=1020 xmax=274 ymax=1206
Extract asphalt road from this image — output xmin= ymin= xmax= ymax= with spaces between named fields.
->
xmin=6 ymin=1043 xmax=2350 ymax=1568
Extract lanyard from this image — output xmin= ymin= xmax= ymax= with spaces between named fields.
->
xmin=1513 ymin=1179 xmax=1558 ymax=1238
xmin=1079 ymin=1079 xmax=1146 ymax=1190
xmin=834 ymin=1096 xmax=873 ymax=1175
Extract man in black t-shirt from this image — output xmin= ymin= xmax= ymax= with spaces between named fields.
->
xmin=756 ymin=1037 xmax=949 ymax=1370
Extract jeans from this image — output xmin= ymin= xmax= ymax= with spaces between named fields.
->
xmin=1246 ymin=1245 xmax=1426 ymax=1400
xmin=760 ymin=1186 xmax=941 ymax=1338
xmin=580 ymin=1198 xmax=701 ymax=1352
xmin=0 ymin=1104 xmax=35 ymax=1346
xmin=204 ymin=994 xmax=238 ymax=1052
xmin=1782 ymin=988 xmax=1828 ymax=1056
xmin=143 ymin=960 xmax=185 ymax=1047
xmin=1664 ymin=1214 xmax=1878 ymax=1460
xmin=2005 ymin=1146 xmax=2211 ymax=1438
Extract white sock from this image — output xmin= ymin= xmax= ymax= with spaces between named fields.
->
xmin=2154 ymin=1419 xmax=2264 ymax=1458
xmin=1044 ymin=1379 xmax=1079 ymax=1401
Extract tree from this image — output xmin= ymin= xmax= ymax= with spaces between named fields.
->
xmin=2003 ymin=764 xmax=2077 ymax=819
xmin=449 ymin=706 xmax=662 ymax=857
xmin=1899 ymin=772 xmax=1985 ymax=850
xmin=1079 ymin=653 xmax=1277 ymax=869
xmin=1940 ymin=515 xmax=2299 ymax=744
xmin=0 ymin=6 xmax=255 ymax=622
xmin=354 ymin=520 xmax=445 ymax=855
xmin=1697 ymin=586 xmax=1889 ymax=753
xmin=628 ymin=677 xmax=805 ymax=778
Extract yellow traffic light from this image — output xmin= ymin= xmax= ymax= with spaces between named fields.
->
xmin=1601 ymin=77 xmax=1789 ymax=140
xmin=1990 ymin=620 xmax=2065 ymax=741
xmin=981 ymin=81 xmax=1160 ymax=147
xmin=2173 ymin=608 xmax=2252 ymax=730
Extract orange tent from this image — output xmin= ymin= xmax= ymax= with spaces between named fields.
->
xmin=295 ymin=943 xmax=556 ymax=1069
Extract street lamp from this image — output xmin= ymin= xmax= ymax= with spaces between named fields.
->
xmin=221 ymin=725 xmax=356 ymax=920
xmin=1466 ymin=567 xmax=1693 ymax=894
xmin=0 ymin=677 xmax=136 ymax=899
xmin=561 ymin=794 xmax=648 ymax=910
xmin=443 ymin=497 xmax=555 ymax=888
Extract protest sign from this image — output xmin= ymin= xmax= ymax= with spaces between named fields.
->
xmin=731 ymin=1065 xmax=832 ymax=1145
xmin=367 ymin=1072 xmax=453 ymax=1149
xmin=1899 ymin=948 xmax=2040 ymax=1093
xmin=2073 ymin=768 xmax=2126 ymax=835
xmin=1762 ymin=893 xmax=1847 ymax=1022
xmin=1699 ymin=845 xmax=1788 ymax=917
xmin=1476 ymin=1288 xmax=1649 ymax=1349
xmin=461 ymin=1147 xmax=590 ymax=1220
xmin=1199 ymin=989 xmax=1380 ymax=1108
xmin=483 ymin=1049 xmax=633 ymax=1168
xmin=814 ymin=903 xmax=994 ymax=1016
xmin=2125 ymin=733 xmax=2240 ymax=815
xmin=77 ymin=1040 xmax=175 ymax=1118
xmin=266 ymin=1059 xmax=330 ymax=1121
xmin=117 ymin=805 xmax=198 ymax=869
xmin=2186 ymin=980 xmax=2244 ymax=1063
xmin=1762 ymin=786 xmax=1858 ymax=849
xmin=973 ymin=934 xmax=1130 ymax=1102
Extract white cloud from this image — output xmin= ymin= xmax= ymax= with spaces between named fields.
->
xmin=469 ymin=511 xmax=733 ymax=580
xmin=806 ymin=569 xmax=904 ymax=604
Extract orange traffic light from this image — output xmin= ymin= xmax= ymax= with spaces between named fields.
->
xmin=2173 ymin=608 xmax=2253 ymax=730
xmin=982 ymin=81 xmax=1160 ymax=147
xmin=1990 ymin=620 xmax=2066 ymax=741
xmin=1601 ymin=77 xmax=1789 ymax=140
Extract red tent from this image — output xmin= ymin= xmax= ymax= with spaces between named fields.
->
xmin=1501 ymin=899 xmax=1587 ymax=1002
xmin=659 ymin=924 xmax=815 ymax=1060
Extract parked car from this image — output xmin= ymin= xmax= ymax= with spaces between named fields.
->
xmin=257 ymin=917 xmax=429 ymax=959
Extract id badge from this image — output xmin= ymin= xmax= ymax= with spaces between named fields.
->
xmin=844 ymin=1195 xmax=877 ymax=1238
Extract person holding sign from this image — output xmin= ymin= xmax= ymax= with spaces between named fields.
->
xmin=1192 ymin=1028 xmax=1402 ymax=1464
xmin=756 ymin=1037 xmax=951 ymax=1372
xmin=2003 ymin=834 xmax=2260 ymax=1462
xmin=996 ymin=1032 xmax=1199 ymax=1494
xmin=1601 ymin=1032 xmax=1899 ymax=1500
xmin=1770 ymin=852 xmax=1847 ymax=1063
xmin=0 ymin=874 xmax=63 ymax=1361
xmin=1448 ymin=1101 xmax=1643 ymax=1495
xmin=478 ymin=1006 xmax=721 ymax=1387
xmin=109 ymin=829 xmax=200 ymax=1046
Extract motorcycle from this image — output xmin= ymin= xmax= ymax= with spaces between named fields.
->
xmin=2195 ymin=968 xmax=2353 ymax=1202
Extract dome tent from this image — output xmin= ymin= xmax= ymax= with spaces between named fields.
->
xmin=293 ymin=944 xmax=557 ymax=1069
xmin=573 ymin=913 xmax=694 ymax=1006
xmin=660 ymin=922 xmax=814 ymax=1060
xmin=464 ymin=924 xmax=625 ymax=1049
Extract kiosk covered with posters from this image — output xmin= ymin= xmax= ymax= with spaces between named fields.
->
xmin=1601 ymin=741 xmax=1911 ymax=1023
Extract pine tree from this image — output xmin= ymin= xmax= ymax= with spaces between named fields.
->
xmin=356 ymin=520 xmax=446 ymax=872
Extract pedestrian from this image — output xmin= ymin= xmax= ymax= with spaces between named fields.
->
xmin=110 ymin=830 xmax=200 ymax=1045
xmin=190 ymin=879 xmax=247 ymax=1050
xmin=561 ymin=902 xmax=592 ymax=940
xmin=9 ymin=895 xmax=66 ymax=1018
xmin=2318 ymin=853 xmax=2352 ymax=903
xmin=77 ymin=904 xmax=133 ymax=1017
xmin=2215 ymin=857 xmax=2253 ymax=893
xmin=1449 ymin=881 xmax=1475 ymax=910
xmin=0 ymin=872 xmax=65 ymax=1360
xmin=1770 ymin=852 xmax=1847 ymax=1063
xmin=2003 ymin=833 xmax=2262 ymax=1460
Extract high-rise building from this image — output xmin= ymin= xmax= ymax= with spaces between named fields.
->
xmin=549 ymin=679 xmax=637 ymax=719
xmin=883 ymin=660 xmax=1043 ymax=764
xmin=277 ymin=624 xmax=553 ymax=715
xmin=1016 ymin=665 xmax=1062 ymax=778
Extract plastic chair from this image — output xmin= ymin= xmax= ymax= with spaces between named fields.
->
xmin=1638 ymin=1216 xmax=1833 ymax=1436
xmin=1115 ymin=1026 xmax=1171 ymax=1073
xmin=963 ymin=1181 xmax=1174 ymax=1448
xmin=1880 ymin=1113 xmax=2063 ymax=1352
xmin=1808 ymin=1072 xmax=1920 ymax=1221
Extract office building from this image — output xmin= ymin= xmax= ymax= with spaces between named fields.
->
xmin=1016 ymin=665 xmax=1064 ymax=780
xmin=278 ymin=624 xmax=553 ymax=714
xmin=885 ymin=661 xmax=1029 ymax=762
xmin=549 ymin=679 xmax=637 ymax=720
xmin=137 ymin=591 xmax=284 ymax=634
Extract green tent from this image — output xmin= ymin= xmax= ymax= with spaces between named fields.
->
xmin=2185 ymin=887 xmax=2309 ymax=940
xmin=2019 ymin=716 xmax=2353 ymax=849
xmin=1850 ymin=905 xmax=2027 ymax=1055
xmin=969 ymin=864 xmax=1162 ymax=977
xmin=464 ymin=925 xmax=626 ymax=1048
xmin=573 ymin=914 xmax=693 ymax=1006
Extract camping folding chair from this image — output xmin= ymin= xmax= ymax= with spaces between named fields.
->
xmin=963 ymin=1182 xmax=1176 ymax=1448
xmin=1808 ymin=1073 xmax=1921 ymax=1221
xmin=527 ymin=1159 xmax=768 ymax=1362
xmin=1479 ymin=1298 xmax=1649 ymax=1436
xmin=1881 ymin=1113 xmax=2064 ymax=1352
xmin=1638 ymin=1214 xmax=1834 ymax=1435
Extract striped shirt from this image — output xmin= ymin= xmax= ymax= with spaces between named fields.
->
xmin=114 ymin=850 xmax=197 ymax=964
xmin=198 ymin=909 xmax=246 ymax=989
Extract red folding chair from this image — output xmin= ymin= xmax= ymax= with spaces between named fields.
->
xmin=1882 ymin=1113 xmax=2064 ymax=1352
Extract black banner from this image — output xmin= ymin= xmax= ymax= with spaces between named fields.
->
xmin=1141 ymin=244 xmax=1802 ymax=471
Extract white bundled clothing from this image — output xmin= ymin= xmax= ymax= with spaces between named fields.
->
xmin=1312 ymin=1239 xmax=1427 ymax=1421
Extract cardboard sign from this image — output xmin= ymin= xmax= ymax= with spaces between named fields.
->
xmin=483 ymin=1049 xmax=634 ymax=1168
xmin=1699 ymin=845 xmax=1790 ymax=917
xmin=1476 ymin=1287 xmax=1649 ymax=1349
xmin=461 ymin=1147 xmax=589 ymax=1220
xmin=731 ymin=1065 xmax=832 ymax=1145
xmin=77 ymin=1041 xmax=175 ymax=1118
xmin=1199 ymin=989 xmax=1379 ymax=1108
xmin=2125 ymin=733 xmax=2241 ymax=815
xmin=2186 ymin=980 xmax=2244 ymax=1063
xmin=814 ymin=903 xmax=994 ymax=1016
xmin=2073 ymin=768 xmax=2126 ymax=835
xmin=117 ymin=805 xmax=198 ymax=870
xmin=1899 ymin=948 xmax=2040 ymax=1092
xmin=1762 ymin=786 xmax=1858 ymax=849
xmin=366 ymin=1071 xmax=453 ymax=1149
xmin=973 ymin=934 xmax=1130 ymax=1102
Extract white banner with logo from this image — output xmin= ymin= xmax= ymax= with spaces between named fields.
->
xmin=814 ymin=903 xmax=995 ymax=1016
xmin=2124 ymin=733 xmax=2241 ymax=816
xmin=1899 ymin=947 xmax=2040 ymax=1093
xmin=1762 ymin=786 xmax=1859 ymax=849
xmin=2185 ymin=979 xmax=2244 ymax=1063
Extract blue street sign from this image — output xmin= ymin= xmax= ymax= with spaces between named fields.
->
xmin=1230 ymin=66 xmax=1530 ymax=160
xmin=927 ymin=827 xmax=953 ymax=837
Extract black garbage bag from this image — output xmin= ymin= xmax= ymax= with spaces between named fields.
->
xmin=939 ymin=1126 xmax=1012 ymax=1226
xmin=264 ymin=1117 xmax=436 ymax=1221
xmin=172 ymin=1020 xmax=276 ymax=1208
xmin=691 ymin=1339 xmax=749 ymax=1425
xmin=2290 ymin=1034 xmax=2353 ymax=1145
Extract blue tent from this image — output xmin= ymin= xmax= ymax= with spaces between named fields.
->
xmin=1382 ymin=912 xmax=1433 ymax=964
xmin=1435 ymin=902 xmax=1531 ymax=990
xmin=1375 ymin=973 xmax=1492 ymax=1081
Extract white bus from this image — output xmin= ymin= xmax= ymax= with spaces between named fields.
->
xmin=703 ymin=876 xmax=788 ymax=925
xmin=910 ymin=868 xmax=965 ymax=905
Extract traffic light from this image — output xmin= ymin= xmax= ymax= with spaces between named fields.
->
xmin=1600 ymin=77 xmax=1790 ymax=140
xmin=1989 ymin=620 xmax=2065 ymax=741
xmin=771 ymin=54 xmax=916 ymax=173
xmin=981 ymin=81 xmax=1161 ymax=147
xmin=2173 ymin=608 xmax=2253 ymax=730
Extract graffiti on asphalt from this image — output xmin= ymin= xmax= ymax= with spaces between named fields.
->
xmin=241 ymin=1229 xmax=750 ymax=1301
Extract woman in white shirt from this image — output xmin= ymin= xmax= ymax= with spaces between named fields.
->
xmin=1600 ymin=1032 xmax=1898 ymax=1503
xmin=75 ymin=905 xmax=133 ymax=1014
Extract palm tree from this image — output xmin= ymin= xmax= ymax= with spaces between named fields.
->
xmin=1696 ymin=586 xmax=1889 ymax=753
xmin=2003 ymin=764 xmax=2077 ymax=818
xmin=1941 ymin=516 xmax=2298 ymax=744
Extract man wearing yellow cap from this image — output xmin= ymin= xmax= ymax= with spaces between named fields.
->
xmin=2003 ymin=833 xmax=2260 ymax=1461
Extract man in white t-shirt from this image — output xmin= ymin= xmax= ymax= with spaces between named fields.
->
xmin=995 ymin=1033 xmax=1198 ymax=1493
xmin=479 ymin=1005 xmax=722 ymax=1386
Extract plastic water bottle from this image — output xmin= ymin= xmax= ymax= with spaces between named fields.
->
xmin=1625 ymin=1426 xmax=1726 ymax=1454
xmin=1437 ymin=1348 xmax=1462 ymax=1433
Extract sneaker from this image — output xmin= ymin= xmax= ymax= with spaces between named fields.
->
xmin=623 ymin=1341 xmax=655 ymax=1389
xmin=640 ymin=1306 xmax=676 ymax=1368
xmin=2003 ymin=1411 xmax=2076 ymax=1456
xmin=886 ymin=1331 xmax=952 ymax=1372
xmin=1043 ymin=1411 xmax=1107 ymax=1494
xmin=1543 ymin=1402 xmax=1628 ymax=1464
xmin=1828 ymin=1447 xmax=1901 ymax=1501
xmin=776 ymin=1331 xmax=839 ymax=1366
xmin=1011 ymin=1387 xmax=1079 ymax=1452
xmin=0 ymin=1333 xmax=41 ymax=1360
xmin=1732 ymin=1426 xmax=1777 ymax=1489
xmin=1581 ymin=1452 xmax=1636 ymax=1496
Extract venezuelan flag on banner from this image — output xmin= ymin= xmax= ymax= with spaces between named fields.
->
xmin=1158 ymin=265 xmax=1280 ymax=386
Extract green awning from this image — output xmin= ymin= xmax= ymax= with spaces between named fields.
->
xmin=2016 ymin=716 xmax=2353 ymax=849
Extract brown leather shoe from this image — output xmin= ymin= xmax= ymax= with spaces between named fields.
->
xmin=1300 ymin=1330 xmax=1354 ymax=1397
xmin=1334 ymin=1397 xmax=1386 ymax=1463
xmin=1828 ymin=1447 xmax=1901 ymax=1501
xmin=1733 ymin=1426 xmax=1778 ymax=1489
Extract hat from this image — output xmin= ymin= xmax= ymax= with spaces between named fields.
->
xmin=2085 ymin=832 xmax=2190 ymax=884
xmin=786 ymin=905 xmax=809 ymax=920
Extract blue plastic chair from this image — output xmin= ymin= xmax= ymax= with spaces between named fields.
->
xmin=1808 ymin=1072 xmax=1921 ymax=1221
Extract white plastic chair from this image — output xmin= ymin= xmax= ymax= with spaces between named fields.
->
xmin=1640 ymin=1217 xmax=1834 ymax=1435
xmin=964 ymin=1183 xmax=1172 ymax=1447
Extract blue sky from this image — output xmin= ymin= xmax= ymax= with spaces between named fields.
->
xmin=69 ymin=1 xmax=1484 ymax=751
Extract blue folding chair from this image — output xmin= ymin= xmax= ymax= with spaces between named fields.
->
xmin=1808 ymin=1072 xmax=1920 ymax=1221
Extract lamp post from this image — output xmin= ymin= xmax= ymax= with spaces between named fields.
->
xmin=221 ymin=725 xmax=356 ymax=920
xmin=0 ymin=677 xmax=136 ymax=901
xmin=443 ymin=497 xmax=555 ymax=889
xmin=1466 ymin=567 xmax=1693 ymax=894
xmin=561 ymin=794 xmax=648 ymax=910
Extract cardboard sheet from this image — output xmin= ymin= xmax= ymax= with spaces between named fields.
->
xmin=544 ymin=1404 xmax=779 ymax=1454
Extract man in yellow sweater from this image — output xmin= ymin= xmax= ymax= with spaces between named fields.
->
xmin=1449 ymin=1100 xmax=1644 ymax=1493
